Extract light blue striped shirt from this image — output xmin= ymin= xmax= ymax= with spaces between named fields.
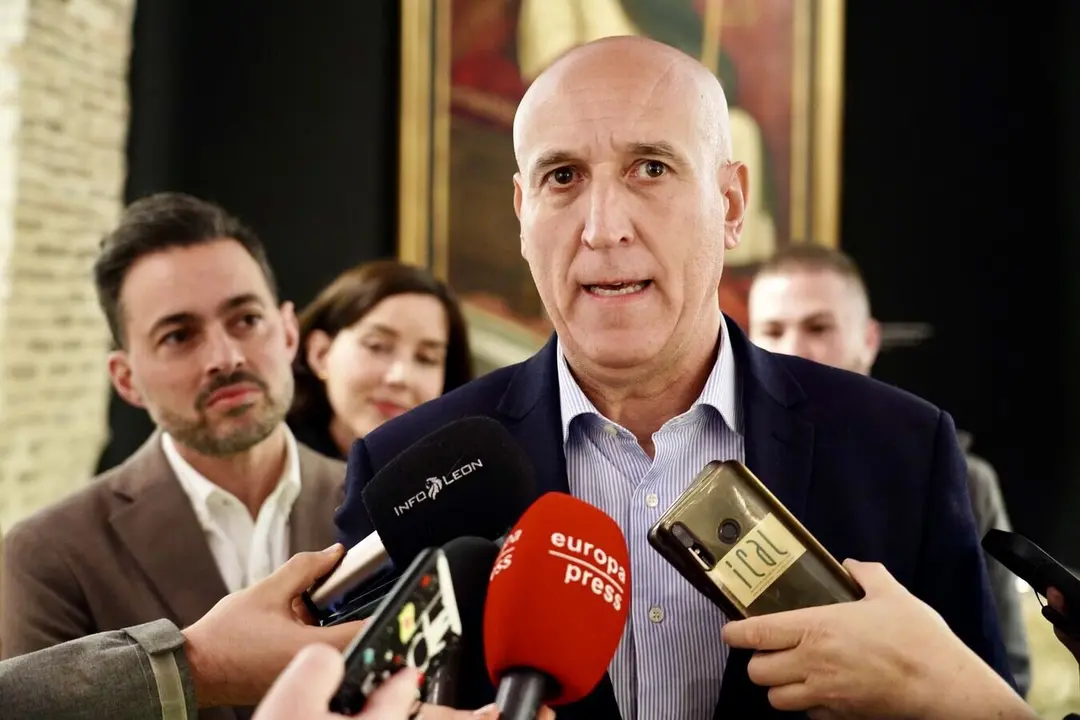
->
xmin=557 ymin=318 xmax=744 ymax=720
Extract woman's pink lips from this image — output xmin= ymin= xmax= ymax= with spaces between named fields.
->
xmin=372 ymin=401 xmax=409 ymax=418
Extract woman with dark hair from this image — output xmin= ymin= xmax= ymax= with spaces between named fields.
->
xmin=288 ymin=260 xmax=473 ymax=459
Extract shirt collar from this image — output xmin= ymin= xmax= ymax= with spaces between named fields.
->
xmin=161 ymin=427 xmax=303 ymax=519
xmin=556 ymin=315 xmax=741 ymax=444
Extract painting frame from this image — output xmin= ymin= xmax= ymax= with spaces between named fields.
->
xmin=398 ymin=0 xmax=847 ymax=370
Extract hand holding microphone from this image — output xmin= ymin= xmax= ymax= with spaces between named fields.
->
xmin=1048 ymin=587 xmax=1080 ymax=669
xmin=255 ymin=644 xmax=553 ymax=719
xmin=254 ymin=644 xmax=421 ymax=720
xmin=256 ymin=531 xmax=557 ymax=720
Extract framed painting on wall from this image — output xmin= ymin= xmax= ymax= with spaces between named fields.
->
xmin=398 ymin=0 xmax=846 ymax=373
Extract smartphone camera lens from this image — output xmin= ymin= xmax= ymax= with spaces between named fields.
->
xmin=718 ymin=519 xmax=741 ymax=544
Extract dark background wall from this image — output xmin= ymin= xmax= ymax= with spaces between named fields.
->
xmin=842 ymin=2 xmax=1076 ymax=563
xmin=97 ymin=0 xmax=399 ymax=469
xmin=1058 ymin=1 xmax=1080 ymax=564
xmin=102 ymin=1 xmax=1078 ymax=565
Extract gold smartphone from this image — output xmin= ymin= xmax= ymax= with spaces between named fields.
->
xmin=648 ymin=460 xmax=863 ymax=620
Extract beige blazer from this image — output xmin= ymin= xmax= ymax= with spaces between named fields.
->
xmin=0 ymin=432 xmax=346 ymax=720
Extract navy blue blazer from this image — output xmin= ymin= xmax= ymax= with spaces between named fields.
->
xmin=335 ymin=318 xmax=1013 ymax=719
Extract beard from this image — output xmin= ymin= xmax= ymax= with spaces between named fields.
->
xmin=153 ymin=370 xmax=295 ymax=458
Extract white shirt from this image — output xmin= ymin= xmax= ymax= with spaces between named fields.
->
xmin=161 ymin=430 xmax=303 ymax=593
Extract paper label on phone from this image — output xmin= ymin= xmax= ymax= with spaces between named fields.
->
xmin=711 ymin=513 xmax=807 ymax=607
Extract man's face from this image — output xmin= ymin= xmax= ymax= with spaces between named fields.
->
xmin=748 ymin=268 xmax=880 ymax=375
xmin=513 ymin=54 xmax=748 ymax=371
xmin=107 ymin=239 xmax=299 ymax=457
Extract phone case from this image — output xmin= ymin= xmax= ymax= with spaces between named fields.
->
xmin=329 ymin=548 xmax=463 ymax=715
xmin=648 ymin=460 xmax=863 ymax=621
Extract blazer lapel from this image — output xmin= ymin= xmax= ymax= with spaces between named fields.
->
xmin=108 ymin=434 xmax=229 ymax=628
xmin=497 ymin=335 xmax=570 ymax=496
xmin=716 ymin=320 xmax=815 ymax=718
xmin=289 ymin=445 xmax=344 ymax=554
xmin=496 ymin=336 xmax=621 ymax=718
xmin=729 ymin=320 xmax=814 ymax=521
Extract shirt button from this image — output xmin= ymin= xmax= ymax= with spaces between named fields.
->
xmin=648 ymin=606 xmax=665 ymax=623
xmin=645 ymin=493 xmax=659 ymax=508
xmin=604 ymin=424 xmax=617 ymax=437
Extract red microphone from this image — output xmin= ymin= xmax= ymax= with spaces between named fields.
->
xmin=483 ymin=492 xmax=630 ymax=719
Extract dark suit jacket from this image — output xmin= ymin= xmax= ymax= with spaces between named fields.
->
xmin=0 ymin=432 xmax=346 ymax=720
xmin=334 ymin=321 xmax=1013 ymax=719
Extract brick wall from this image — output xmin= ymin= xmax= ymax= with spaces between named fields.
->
xmin=0 ymin=0 xmax=135 ymax=530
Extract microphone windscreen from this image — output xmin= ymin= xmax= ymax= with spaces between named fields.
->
xmin=362 ymin=417 xmax=536 ymax=568
xmin=441 ymin=536 xmax=501 ymax=709
xmin=483 ymin=492 xmax=630 ymax=705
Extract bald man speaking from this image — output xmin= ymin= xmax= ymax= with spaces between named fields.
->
xmin=335 ymin=37 xmax=1012 ymax=719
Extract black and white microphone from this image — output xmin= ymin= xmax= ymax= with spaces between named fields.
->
xmin=304 ymin=416 xmax=535 ymax=614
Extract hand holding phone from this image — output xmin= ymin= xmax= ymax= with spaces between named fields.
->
xmin=982 ymin=529 xmax=1080 ymax=643
xmin=649 ymin=460 xmax=862 ymax=621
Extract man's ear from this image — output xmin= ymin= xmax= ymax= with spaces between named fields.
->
xmin=513 ymin=173 xmax=526 ymax=259
xmin=107 ymin=351 xmax=145 ymax=408
xmin=305 ymin=330 xmax=333 ymax=381
xmin=280 ymin=301 xmax=300 ymax=363
xmin=861 ymin=317 xmax=882 ymax=373
xmin=722 ymin=162 xmax=749 ymax=250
